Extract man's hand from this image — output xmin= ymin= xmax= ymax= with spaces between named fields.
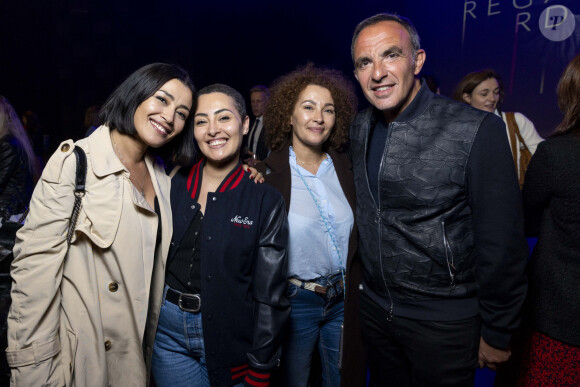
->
xmin=478 ymin=336 xmax=511 ymax=370
xmin=243 ymin=151 xmax=259 ymax=167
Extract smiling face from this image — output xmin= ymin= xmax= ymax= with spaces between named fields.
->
xmin=353 ymin=21 xmax=425 ymax=122
xmin=194 ymin=92 xmax=249 ymax=169
xmin=463 ymin=77 xmax=500 ymax=113
xmin=290 ymin=84 xmax=336 ymax=151
xmin=133 ymin=78 xmax=192 ymax=148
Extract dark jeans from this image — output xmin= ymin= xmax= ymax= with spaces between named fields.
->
xmin=359 ymin=290 xmax=480 ymax=387
xmin=282 ymin=282 xmax=343 ymax=387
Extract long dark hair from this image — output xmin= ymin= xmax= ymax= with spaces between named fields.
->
xmin=555 ymin=54 xmax=580 ymax=135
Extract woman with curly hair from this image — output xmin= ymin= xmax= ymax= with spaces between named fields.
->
xmin=256 ymin=64 xmax=365 ymax=386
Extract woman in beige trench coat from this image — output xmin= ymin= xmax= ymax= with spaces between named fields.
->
xmin=6 ymin=63 xmax=196 ymax=386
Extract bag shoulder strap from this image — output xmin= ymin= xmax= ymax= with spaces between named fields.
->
xmin=67 ymin=146 xmax=87 ymax=245
xmin=73 ymin=146 xmax=87 ymax=192
xmin=505 ymin=112 xmax=519 ymax=167
xmin=505 ymin=112 xmax=530 ymax=151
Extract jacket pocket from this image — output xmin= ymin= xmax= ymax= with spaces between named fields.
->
xmin=62 ymin=329 xmax=78 ymax=386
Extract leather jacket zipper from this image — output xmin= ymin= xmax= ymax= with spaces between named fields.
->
xmin=375 ymin=122 xmax=394 ymax=321
xmin=441 ymin=221 xmax=456 ymax=290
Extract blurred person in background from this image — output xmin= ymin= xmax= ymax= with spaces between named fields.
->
xmin=243 ymin=85 xmax=270 ymax=165
xmin=518 ymin=53 xmax=580 ymax=386
xmin=453 ymin=69 xmax=544 ymax=188
xmin=0 ymin=96 xmax=39 ymax=220
xmin=21 ymin=110 xmax=49 ymax=167
xmin=84 ymin=104 xmax=102 ymax=137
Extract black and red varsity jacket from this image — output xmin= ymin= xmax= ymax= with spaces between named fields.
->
xmin=167 ymin=158 xmax=290 ymax=386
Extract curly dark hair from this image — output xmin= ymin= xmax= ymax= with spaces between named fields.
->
xmin=263 ymin=63 xmax=358 ymax=152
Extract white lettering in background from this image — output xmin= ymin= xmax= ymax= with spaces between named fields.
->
xmin=488 ymin=0 xmax=501 ymax=16
xmin=462 ymin=1 xmax=576 ymax=44
xmin=540 ymin=5 xmax=575 ymax=41
xmin=517 ymin=12 xmax=532 ymax=32
xmin=513 ymin=0 xmax=533 ymax=10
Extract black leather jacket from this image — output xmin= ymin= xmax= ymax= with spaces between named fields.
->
xmin=0 ymin=136 xmax=33 ymax=218
xmin=167 ymin=159 xmax=290 ymax=386
xmin=350 ymin=83 xmax=528 ymax=348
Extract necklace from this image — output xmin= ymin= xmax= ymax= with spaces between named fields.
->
xmin=111 ymin=133 xmax=148 ymax=197
xmin=293 ymin=163 xmax=346 ymax=296
xmin=296 ymin=153 xmax=327 ymax=167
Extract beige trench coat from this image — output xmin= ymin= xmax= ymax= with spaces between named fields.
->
xmin=6 ymin=126 xmax=172 ymax=386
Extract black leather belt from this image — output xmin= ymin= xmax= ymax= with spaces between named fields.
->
xmin=165 ymin=287 xmax=201 ymax=313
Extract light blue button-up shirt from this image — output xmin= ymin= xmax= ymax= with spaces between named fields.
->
xmin=287 ymin=147 xmax=354 ymax=281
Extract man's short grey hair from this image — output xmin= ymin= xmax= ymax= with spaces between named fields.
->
xmin=351 ymin=13 xmax=421 ymax=64
xmin=250 ymin=85 xmax=270 ymax=98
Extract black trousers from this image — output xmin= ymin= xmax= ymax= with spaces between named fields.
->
xmin=359 ymin=290 xmax=480 ymax=387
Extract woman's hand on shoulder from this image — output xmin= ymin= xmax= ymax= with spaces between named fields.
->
xmin=243 ymin=165 xmax=265 ymax=184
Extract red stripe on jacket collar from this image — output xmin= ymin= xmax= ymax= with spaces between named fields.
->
xmin=186 ymin=160 xmax=202 ymax=199
xmin=219 ymin=164 xmax=244 ymax=192
xmin=186 ymin=158 xmax=246 ymax=200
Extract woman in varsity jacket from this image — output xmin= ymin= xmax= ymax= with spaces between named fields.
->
xmin=148 ymin=83 xmax=290 ymax=387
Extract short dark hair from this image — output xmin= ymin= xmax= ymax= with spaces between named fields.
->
xmin=198 ymin=83 xmax=247 ymax=119
xmin=100 ymin=63 xmax=196 ymax=166
xmin=263 ymin=63 xmax=358 ymax=152
xmin=452 ymin=69 xmax=505 ymax=108
xmin=351 ymin=13 xmax=421 ymax=64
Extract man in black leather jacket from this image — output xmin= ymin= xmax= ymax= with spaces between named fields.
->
xmin=348 ymin=13 xmax=528 ymax=386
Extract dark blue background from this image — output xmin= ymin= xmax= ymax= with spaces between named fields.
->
xmin=1 ymin=1 xmax=575 ymax=385
xmin=0 ymin=0 xmax=580 ymax=146
xmin=2 ymin=0 xmax=578 ymax=146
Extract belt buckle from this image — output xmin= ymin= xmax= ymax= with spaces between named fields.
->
xmin=325 ymin=285 xmax=335 ymax=300
xmin=327 ymin=280 xmax=343 ymax=301
xmin=178 ymin=293 xmax=201 ymax=313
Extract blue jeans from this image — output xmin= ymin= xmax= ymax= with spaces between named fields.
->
xmin=151 ymin=285 xmax=243 ymax=387
xmin=283 ymin=282 xmax=344 ymax=387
